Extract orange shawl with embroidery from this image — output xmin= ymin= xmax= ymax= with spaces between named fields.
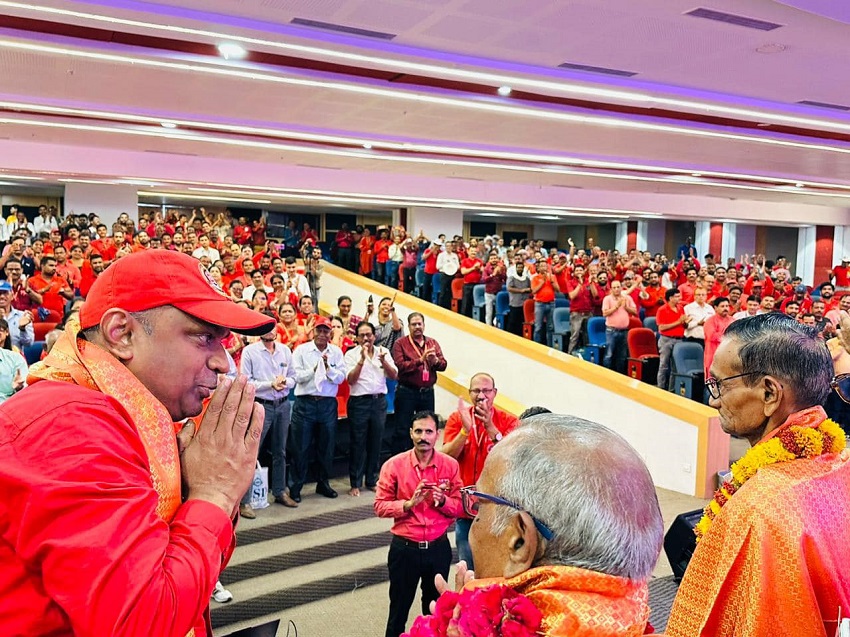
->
xmin=666 ymin=407 xmax=850 ymax=637
xmin=468 ymin=565 xmax=650 ymax=636
xmin=27 ymin=317 xmax=182 ymax=523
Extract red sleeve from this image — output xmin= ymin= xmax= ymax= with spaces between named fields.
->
xmin=443 ymin=411 xmax=463 ymax=444
xmin=6 ymin=397 xmax=233 ymax=637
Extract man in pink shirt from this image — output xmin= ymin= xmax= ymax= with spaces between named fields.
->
xmin=375 ymin=410 xmax=463 ymax=637
xmin=601 ymin=280 xmax=638 ymax=373
xmin=703 ymin=296 xmax=735 ymax=376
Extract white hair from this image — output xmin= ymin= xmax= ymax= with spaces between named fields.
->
xmin=488 ymin=415 xmax=663 ymax=581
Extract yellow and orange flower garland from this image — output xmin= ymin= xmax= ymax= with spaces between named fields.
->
xmin=695 ymin=419 xmax=847 ymax=541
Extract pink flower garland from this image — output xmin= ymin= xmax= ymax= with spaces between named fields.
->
xmin=403 ymin=584 xmax=542 ymax=637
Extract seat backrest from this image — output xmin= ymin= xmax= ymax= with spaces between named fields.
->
xmin=495 ymin=291 xmax=510 ymax=313
xmin=554 ymin=298 xmax=570 ymax=309
xmin=643 ymin=316 xmax=658 ymax=333
xmin=627 ymin=328 xmax=659 ymax=357
xmin=586 ymin=316 xmax=607 ymax=345
xmin=671 ymin=341 xmax=704 ymax=374
xmin=552 ymin=307 xmax=571 ymax=331
xmin=451 ymin=278 xmax=464 ymax=299
xmin=628 ymin=316 xmax=643 ymax=330
xmin=472 ymin=284 xmax=486 ymax=305
xmin=23 ymin=341 xmax=45 ymax=366
xmin=34 ymin=322 xmax=59 ymax=342
xmin=523 ymin=298 xmax=535 ymax=322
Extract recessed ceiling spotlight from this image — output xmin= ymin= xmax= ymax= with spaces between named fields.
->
xmin=795 ymin=182 xmax=805 ymax=188
xmin=217 ymin=43 xmax=247 ymax=60
xmin=362 ymin=143 xmax=373 ymax=149
xmin=756 ymin=43 xmax=787 ymax=54
xmin=160 ymin=122 xmax=177 ymax=129
xmin=691 ymin=172 xmax=702 ymax=177
xmin=497 ymin=85 xmax=512 ymax=96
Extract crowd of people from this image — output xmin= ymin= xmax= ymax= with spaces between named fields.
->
xmin=0 ymin=206 xmax=849 ymax=637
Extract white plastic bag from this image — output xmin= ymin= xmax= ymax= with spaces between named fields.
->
xmin=249 ymin=461 xmax=270 ymax=510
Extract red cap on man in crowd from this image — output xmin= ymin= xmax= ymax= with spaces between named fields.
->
xmin=80 ymin=250 xmax=276 ymax=335
xmin=313 ymin=316 xmax=333 ymax=330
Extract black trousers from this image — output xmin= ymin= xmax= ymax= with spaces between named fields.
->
xmin=506 ymin=305 xmax=524 ymax=335
xmin=392 ymin=385 xmax=434 ymax=454
xmin=385 ymin=536 xmax=451 ymax=637
xmin=347 ymin=393 xmax=387 ymax=489
xmin=460 ymin=282 xmax=476 ymax=317
xmin=438 ymin=273 xmax=454 ymax=309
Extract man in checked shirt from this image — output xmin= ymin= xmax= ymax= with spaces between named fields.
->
xmin=374 ymin=410 xmax=464 ymax=637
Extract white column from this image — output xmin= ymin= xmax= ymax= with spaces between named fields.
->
xmin=833 ymin=226 xmax=850 ymax=266
xmin=615 ymin=222 xmax=628 ymax=253
xmin=721 ymin=223 xmax=737 ymax=265
xmin=63 ymin=183 xmax=138 ymax=228
xmin=694 ymin=221 xmax=711 ymax=262
xmin=635 ymin=221 xmax=648 ymax=251
xmin=797 ymin=226 xmax=816 ymax=286
xmin=406 ymin=207 xmax=463 ymax=242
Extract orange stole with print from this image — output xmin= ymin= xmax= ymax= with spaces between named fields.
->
xmin=27 ymin=318 xmax=183 ymax=526
xmin=468 ymin=565 xmax=650 ymax=636
xmin=667 ymin=409 xmax=850 ymax=637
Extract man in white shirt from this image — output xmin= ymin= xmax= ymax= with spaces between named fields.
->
xmin=344 ymin=321 xmax=398 ymax=497
xmin=435 ymin=240 xmax=460 ymax=310
xmin=282 ymin=256 xmax=311 ymax=303
xmin=238 ymin=325 xmax=297 ymax=518
xmin=33 ymin=205 xmax=59 ymax=236
xmin=241 ymin=270 xmax=273 ymax=303
xmin=290 ymin=316 xmax=345 ymax=501
xmin=684 ymin=286 xmax=714 ymax=348
xmin=191 ymin=234 xmax=221 ymax=262
xmin=732 ymin=297 xmax=761 ymax=321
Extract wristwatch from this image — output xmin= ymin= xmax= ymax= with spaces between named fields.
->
xmin=493 ymin=432 xmax=503 ymax=443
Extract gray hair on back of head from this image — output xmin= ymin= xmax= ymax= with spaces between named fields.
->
xmin=488 ymin=414 xmax=663 ymax=581
xmin=722 ymin=313 xmax=831 ymax=408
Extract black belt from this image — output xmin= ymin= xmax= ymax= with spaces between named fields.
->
xmin=392 ymin=533 xmax=448 ymax=550
xmin=398 ymin=384 xmax=433 ymax=393
xmin=350 ymin=393 xmax=385 ymax=399
xmin=296 ymin=395 xmax=334 ymax=401
xmin=255 ymin=397 xmax=288 ymax=406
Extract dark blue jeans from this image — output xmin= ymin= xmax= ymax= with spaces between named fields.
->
xmin=603 ymin=327 xmax=628 ymax=373
xmin=347 ymin=393 xmax=387 ymax=489
xmin=290 ymin=396 xmax=337 ymax=492
xmin=533 ymin=301 xmax=554 ymax=345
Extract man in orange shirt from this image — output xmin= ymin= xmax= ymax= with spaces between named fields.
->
xmin=531 ymin=260 xmax=560 ymax=346
xmin=442 ymin=373 xmax=519 ymax=569
xmin=638 ymin=270 xmax=666 ymax=318
xmin=27 ymin=255 xmax=74 ymax=320
xmin=53 ymin=245 xmax=82 ymax=292
xmin=702 ymin=296 xmax=734 ymax=376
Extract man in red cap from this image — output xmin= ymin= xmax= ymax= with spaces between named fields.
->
xmin=0 ymin=250 xmax=275 ymax=637
xmin=290 ymin=315 xmax=346 ymax=501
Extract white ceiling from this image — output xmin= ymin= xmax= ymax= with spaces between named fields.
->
xmin=0 ymin=0 xmax=849 ymax=223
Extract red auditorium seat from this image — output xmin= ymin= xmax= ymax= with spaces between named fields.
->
xmin=628 ymin=316 xmax=643 ymax=330
xmin=627 ymin=328 xmax=660 ymax=384
xmin=34 ymin=321 xmax=59 ymax=342
xmin=450 ymin=278 xmax=464 ymax=313
xmin=522 ymin=298 xmax=535 ymax=340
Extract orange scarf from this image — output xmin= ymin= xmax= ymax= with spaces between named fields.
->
xmin=667 ymin=407 xmax=850 ymax=637
xmin=468 ymin=565 xmax=650 ymax=636
xmin=27 ymin=317 xmax=182 ymax=523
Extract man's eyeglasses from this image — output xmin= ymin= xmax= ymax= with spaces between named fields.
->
xmin=705 ymin=371 xmax=765 ymax=400
xmin=830 ymin=373 xmax=850 ymax=405
xmin=469 ymin=388 xmax=496 ymax=397
xmin=460 ymin=487 xmax=554 ymax=541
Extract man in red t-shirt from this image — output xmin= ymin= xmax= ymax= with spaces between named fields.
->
xmin=27 ymin=256 xmax=74 ymax=320
xmin=655 ymin=288 xmax=689 ymax=389
xmin=79 ymin=254 xmax=105 ymax=299
xmin=829 ymin=256 xmax=850 ymax=291
xmin=531 ymin=260 xmax=560 ymax=345
xmin=459 ymin=250 xmax=483 ymax=318
xmin=703 ymin=296 xmax=734 ymax=376
xmin=566 ymin=263 xmax=593 ymax=353
xmin=421 ymin=240 xmax=441 ymax=304
xmin=677 ymin=267 xmax=699 ymax=305
xmin=638 ymin=270 xmax=665 ymax=318
xmin=441 ymin=372 xmax=518 ymax=569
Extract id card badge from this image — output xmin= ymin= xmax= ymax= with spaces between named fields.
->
xmin=421 ymin=367 xmax=430 ymax=383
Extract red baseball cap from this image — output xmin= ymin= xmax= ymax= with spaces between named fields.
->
xmin=80 ymin=250 xmax=275 ymax=336
xmin=313 ymin=315 xmax=332 ymax=330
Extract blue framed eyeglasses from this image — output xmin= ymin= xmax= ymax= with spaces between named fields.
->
xmin=461 ymin=486 xmax=554 ymax=541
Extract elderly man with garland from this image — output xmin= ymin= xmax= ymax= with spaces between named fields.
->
xmin=667 ymin=313 xmax=849 ymax=637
